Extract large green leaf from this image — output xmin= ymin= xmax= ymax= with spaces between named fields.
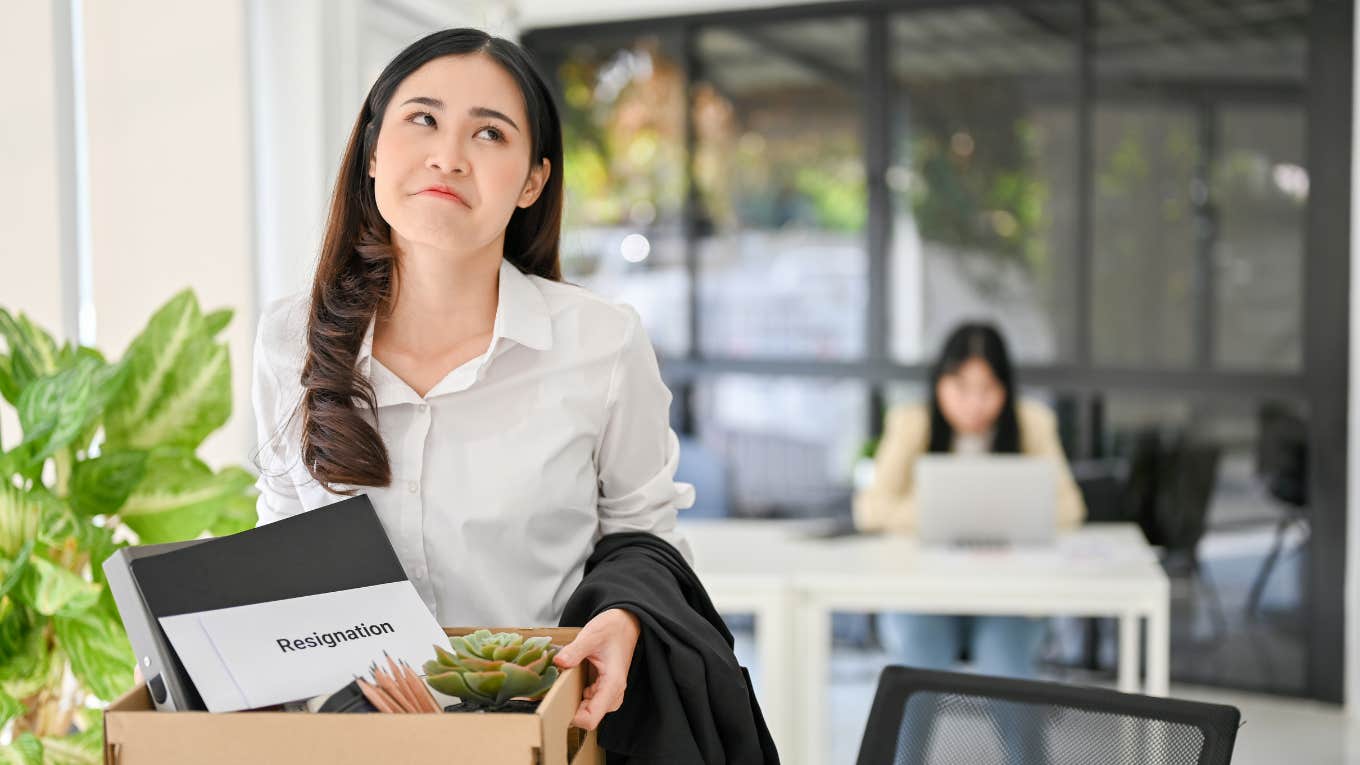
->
xmin=32 ymin=491 xmax=79 ymax=552
xmin=202 ymin=308 xmax=233 ymax=338
xmin=54 ymin=603 xmax=133 ymax=703
xmin=38 ymin=724 xmax=102 ymax=765
xmin=0 ymin=539 xmax=36 ymax=602
xmin=208 ymin=493 xmax=257 ymax=537
xmin=117 ymin=450 xmax=255 ymax=544
xmin=75 ymin=525 xmax=122 ymax=588
xmin=131 ymin=340 xmax=230 ymax=451
xmin=68 ymin=450 xmax=148 ymax=518
xmin=0 ymin=607 xmax=57 ymax=700
xmin=0 ymin=686 xmax=23 ymax=731
xmin=13 ymin=358 xmax=124 ymax=472
xmin=0 ymin=597 xmax=34 ymax=672
xmin=57 ymin=345 xmax=105 ymax=369
xmin=0 ymin=733 xmax=43 ymax=765
xmin=0 ymin=483 xmax=42 ymax=559
xmin=0 ymin=353 xmax=16 ymax=406
xmin=64 ymin=348 xmax=118 ymax=453
xmin=0 ymin=309 xmax=61 ymax=406
xmin=18 ymin=557 xmax=101 ymax=617
xmin=104 ymin=291 xmax=232 ymax=451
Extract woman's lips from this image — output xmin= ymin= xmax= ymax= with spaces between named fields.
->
xmin=418 ymin=188 xmax=469 ymax=207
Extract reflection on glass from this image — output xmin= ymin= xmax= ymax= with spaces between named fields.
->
xmin=1091 ymin=0 xmax=1307 ymax=371
xmin=1214 ymin=106 xmax=1305 ymax=371
xmin=888 ymin=5 xmax=1079 ymax=365
xmin=694 ymin=375 xmax=867 ymax=517
xmin=693 ymin=18 xmax=867 ymax=360
xmin=1090 ymin=105 xmax=1198 ymax=368
xmin=547 ymin=36 xmax=690 ymax=356
xmin=1094 ymin=0 xmax=1306 ymax=84
xmin=1102 ymin=395 xmax=1309 ymax=695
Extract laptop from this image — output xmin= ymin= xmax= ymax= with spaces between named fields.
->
xmin=915 ymin=455 xmax=1059 ymax=546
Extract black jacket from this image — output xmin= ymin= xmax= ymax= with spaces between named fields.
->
xmin=559 ymin=533 xmax=780 ymax=765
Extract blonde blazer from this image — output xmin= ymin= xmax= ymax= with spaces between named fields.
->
xmin=852 ymin=399 xmax=1087 ymax=533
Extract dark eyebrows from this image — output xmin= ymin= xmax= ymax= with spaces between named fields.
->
xmin=469 ymin=106 xmax=520 ymax=133
xmin=399 ymin=96 xmax=443 ymax=110
xmin=396 ymin=97 xmax=520 ymax=133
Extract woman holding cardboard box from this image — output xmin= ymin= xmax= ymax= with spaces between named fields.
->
xmin=248 ymin=29 xmax=734 ymax=749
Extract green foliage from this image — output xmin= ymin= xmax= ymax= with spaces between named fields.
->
xmin=423 ymin=630 xmax=561 ymax=711
xmin=0 ymin=290 xmax=256 ymax=762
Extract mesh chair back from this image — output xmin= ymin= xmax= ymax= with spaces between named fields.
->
xmin=857 ymin=667 xmax=1239 ymax=765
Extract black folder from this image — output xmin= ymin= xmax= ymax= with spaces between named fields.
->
xmin=104 ymin=494 xmax=410 ymax=710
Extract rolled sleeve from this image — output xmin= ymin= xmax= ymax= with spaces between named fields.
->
xmin=594 ymin=306 xmax=695 ymax=563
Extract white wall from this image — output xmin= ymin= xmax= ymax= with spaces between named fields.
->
xmin=81 ymin=0 xmax=255 ymax=469
xmin=0 ymin=1 xmax=71 ymax=452
xmin=248 ymin=0 xmax=506 ymax=309
xmin=247 ymin=0 xmax=333 ymax=308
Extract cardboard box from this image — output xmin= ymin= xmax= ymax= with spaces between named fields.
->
xmin=104 ymin=627 xmax=602 ymax=764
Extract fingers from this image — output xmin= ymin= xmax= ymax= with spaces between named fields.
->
xmin=554 ymin=627 xmax=604 ymax=670
xmin=570 ymin=672 xmax=626 ymax=730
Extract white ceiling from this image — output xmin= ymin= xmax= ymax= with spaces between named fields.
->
xmin=512 ymin=0 xmax=850 ymax=31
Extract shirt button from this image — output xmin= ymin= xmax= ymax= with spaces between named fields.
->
xmin=407 ymin=481 xmax=419 ymax=494
xmin=414 ymin=568 xmax=425 ymax=580
xmin=417 ymin=403 xmax=428 ymax=413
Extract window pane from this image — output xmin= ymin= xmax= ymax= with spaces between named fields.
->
xmin=1101 ymin=394 xmax=1309 ymax=695
xmin=694 ymin=375 xmax=867 ymax=517
xmin=888 ymin=5 xmax=1080 ymax=365
xmin=1091 ymin=0 xmax=1308 ymax=369
xmin=546 ymin=35 xmax=690 ymax=357
xmin=1090 ymin=104 xmax=1198 ymax=368
xmin=693 ymin=18 xmax=867 ymax=360
xmin=1213 ymin=106 xmax=1305 ymax=371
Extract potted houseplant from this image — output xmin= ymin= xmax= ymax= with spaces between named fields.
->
xmin=423 ymin=630 xmax=561 ymax=713
xmin=0 ymin=290 xmax=256 ymax=763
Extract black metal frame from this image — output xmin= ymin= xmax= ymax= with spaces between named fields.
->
xmin=856 ymin=665 xmax=1241 ymax=765
xmin=523 ymin=0 xmax=1351 ymax=703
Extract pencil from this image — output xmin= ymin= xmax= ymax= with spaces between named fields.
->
xmin=373 ymin=661 xmax=415 ymax=712
xmin=389 ymin=655 xmax=430 ymax=713
xmin=381 ymin=653 xmax=417 ymax=712
xmin=400 ymin=659 xmax=440 ymax=713
xmin=355 ymin=676 xmax=398 ymax=713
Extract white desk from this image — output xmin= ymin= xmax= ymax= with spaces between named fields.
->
xmin=680 ymin=520 xmax=1170 ymax=765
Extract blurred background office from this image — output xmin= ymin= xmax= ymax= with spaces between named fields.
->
xmin=2 ymin=0 xmax=1357 ymax=760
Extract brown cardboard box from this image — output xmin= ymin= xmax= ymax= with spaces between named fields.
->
xmin=104 ymin=627 xmax=602 ymax=764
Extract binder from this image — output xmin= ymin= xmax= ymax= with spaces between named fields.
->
xmin=103 ymin=494 xmax=412 ymax=711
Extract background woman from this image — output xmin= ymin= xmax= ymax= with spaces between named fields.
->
xmin=853 ymin=322 xmax=1086 ymax=678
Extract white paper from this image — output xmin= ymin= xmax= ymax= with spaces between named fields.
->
xmin=159 ymin=581 xmax=450 ymax=712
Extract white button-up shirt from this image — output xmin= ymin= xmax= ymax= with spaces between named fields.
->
xmin=251 ymin=258 xmax=694 ymax=627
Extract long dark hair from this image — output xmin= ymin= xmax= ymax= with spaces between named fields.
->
xmin=926 ymin=323 xmax=1021 ymax=454
xmin=300 ymin=29 xmax=564 ymax=492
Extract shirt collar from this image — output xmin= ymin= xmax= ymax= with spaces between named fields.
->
xmin=356 ymin=258 xmax=554 ymax=379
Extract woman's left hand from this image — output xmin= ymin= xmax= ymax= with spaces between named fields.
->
xmin=553 ymin=607 xmax=640 ymax=730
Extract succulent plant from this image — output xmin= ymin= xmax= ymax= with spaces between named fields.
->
xmin=423 ymin=630 xmax=561 ymax=711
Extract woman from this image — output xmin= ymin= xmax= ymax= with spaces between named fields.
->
xmin=852 ymin=323 xmax=1085 ymax=679
xmin=251 ymin=29 xmax=690 ymax=731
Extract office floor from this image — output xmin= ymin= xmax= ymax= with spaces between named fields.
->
xmin=731 ymin=630 xmax=1360 ymax=764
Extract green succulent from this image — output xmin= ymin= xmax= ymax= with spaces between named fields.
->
xmin=423 ymin=630 xmax=561 ymax=711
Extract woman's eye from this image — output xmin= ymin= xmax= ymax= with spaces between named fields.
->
xmin=476 ymin=126 xmax=504 ymax=142
xmin=408 ymin=112 xmax=435 ymax=127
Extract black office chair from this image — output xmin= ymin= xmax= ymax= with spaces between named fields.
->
xmin=856 ymin=666 xmax=1240 ymax=765
xmin=1246 ymin=402 xmax=1308 ymax=620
